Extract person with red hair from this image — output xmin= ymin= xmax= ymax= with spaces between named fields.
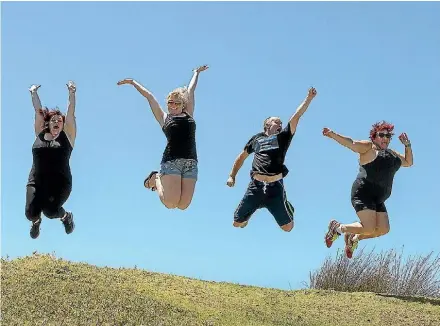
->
xmin=117 ymin=65 xmax=208 ymax=210
xmin=26 ymin=82 xmax=77 ymax=239
xmin=323 ymin=121 xmax=413 ymax=258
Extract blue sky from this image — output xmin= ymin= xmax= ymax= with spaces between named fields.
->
xmin=2 ymin=1 xmax=439 ymax=291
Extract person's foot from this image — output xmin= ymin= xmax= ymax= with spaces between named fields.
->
xmin=144 ymin=171 xmax=158 ymax=191
xmin=325 ymin=219 xmax=341 ymax=248
xmin=61 ymin=212 xmax=75 ymax=234
xmin=30 ymin=218 xmax=42 ymax=239
xmin=344 ymin=233 xmax=359 ymax=258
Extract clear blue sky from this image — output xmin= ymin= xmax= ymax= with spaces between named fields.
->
xmin=2 ymin=2 xmax=439 ymax=291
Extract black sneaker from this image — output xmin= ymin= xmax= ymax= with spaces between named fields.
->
xmin=61 ymin=212 xmax=75 ymax=234
xmin=30 ymin=218 xmax=42 ymax=239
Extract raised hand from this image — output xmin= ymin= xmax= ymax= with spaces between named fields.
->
xmin=322 ymin=127 xmax=333 ymax=138
xmin=29 ymin=84 xmax=41 ymax=93
xmin=226 ymin=176 xmax=235 ymax=187
xmin=117 ymin=78 xmax=135 ymax=86
xmin=308 ymin=87 xmax=317 ymax=99
xmin=398 ymin=132 xmax=411 ymax=146
xmin=66 ymin=81 xmax=76 ymax=93
xmin=194 ymin=65 xmax=209 ymax=73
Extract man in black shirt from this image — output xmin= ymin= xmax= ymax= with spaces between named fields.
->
xmin=227 ymin=87 xmax=317 ymax=231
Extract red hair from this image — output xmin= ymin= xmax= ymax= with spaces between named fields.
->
xmin=369 ymin=120 xmax=394 ymax=141
xmin=43 ymin=108 xmax=65 ymax=131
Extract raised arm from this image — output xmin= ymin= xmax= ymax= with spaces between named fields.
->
xmin=226 ymin=150 xmax=250 ymax=187
xmin=117 ymin=78 xmax=166 ymax=127
xmin=323 ymin=128 xmax=372 ymax=154
xmin=64 ymin=81 xmax=77 ymax=147
xmin=29 ymin=84 xmax=45 ymax=136
xmin=186 ymin=65 xmax=209 ymax=116
xmin=392 ymin=132 xmax=413 ymax=167
xmin=288 ymin=87 xmax=317 ymax=135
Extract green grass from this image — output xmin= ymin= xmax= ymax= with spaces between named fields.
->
xmin=2 ymin=253 xmax=439 ymax=326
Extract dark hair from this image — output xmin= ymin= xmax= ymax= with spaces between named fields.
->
xmin=369 ymin=120 xmax=394 ymax=141
xmin=43 ymin=107 xmax=65 ymax=131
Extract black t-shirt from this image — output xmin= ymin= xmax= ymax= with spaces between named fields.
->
xmin=28 ymin=130 xmax=73 ymax=185
xmin=244 ymin=123 xmax=294 ymax=177
xmin=161 ymin=112 xmax=197 ymax=163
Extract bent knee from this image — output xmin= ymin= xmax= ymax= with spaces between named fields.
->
xmin=361 ymin=224 xmax=377 ymax=235
xmin=177 ymin=199 xmax=192 ymax=210
xmin=163 ymin=200 xmax=179 ymax=209
xmin=376 ymin=226 xmax=390 ymax=236
xmin=160 ymin=194 xmax=180 ymax=209
xmin=233 ymin=221 xmax=248 ymax=228
xmin=280 ymin=221 xmax=294 ymax=232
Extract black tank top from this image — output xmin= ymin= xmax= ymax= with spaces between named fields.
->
xmin=161 ymin=113 xmax=197 ymax=163
xmin=356 ymin=148 xmax=401 ymax=191
xmin=28 ymin=130 xmax=73 ymax=185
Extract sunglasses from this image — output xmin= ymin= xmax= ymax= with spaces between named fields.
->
xmin=377 ymin=133 xmax=392 ymax=139
xmin=167 ymin=101 xmax=182 ymax=106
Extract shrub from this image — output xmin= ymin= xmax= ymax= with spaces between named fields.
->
xmin=308 ymin=247 xmax=440 ymax=298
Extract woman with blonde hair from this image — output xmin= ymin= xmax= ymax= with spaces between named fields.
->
xmin=118 ymin=65 xmax=208 ymax=210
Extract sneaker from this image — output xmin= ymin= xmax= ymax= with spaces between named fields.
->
xmin=61 ymin=212 xmax=75 ymax=234
xmin=325 ymin=219 xmax=341 ymax=248
xmin=30 ymin=218 xmax=42 ymax=239
xmin=344 ymin=233 xmax=359 ymax=258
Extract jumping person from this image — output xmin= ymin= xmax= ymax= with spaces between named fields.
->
xmin=117 ymin=65 xmax=208 ymax=210
xmin=323 ymin=121 xmax=413 ymax=258
xmin=226 ymin=87 xmax=318 ymax=231
xmin=26 ymin=82 xmax=77 ymax=239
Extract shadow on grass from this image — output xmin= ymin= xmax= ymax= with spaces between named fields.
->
xmin=377 ymin=294 xmax=440 ymax=306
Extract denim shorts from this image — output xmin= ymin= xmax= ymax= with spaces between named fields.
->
xmin=160 ymin=159 xmax=198 ymax=180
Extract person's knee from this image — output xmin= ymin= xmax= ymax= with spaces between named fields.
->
xmin=362 ymin=224 xmax=376 ymax=235
xmin=280 ymin=221 xmax=294 ymax=232
xmin=177 ymin=202 xmax=190 ymax=210
xmin=160 ymin=192 xmax=180 ymax=209
xmin=163 ymin=200 xmax=179 ymax=209
xmin=233 ymin=220 xmax=248 ymax=228
xmin=376 ymin=225 xmax=390 ymax=236
xmin=25 ymin=206 xmax=39 ymax=222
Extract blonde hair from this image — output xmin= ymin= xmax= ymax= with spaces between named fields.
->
xmin=167 ymin=86 xmax=189 ymax=110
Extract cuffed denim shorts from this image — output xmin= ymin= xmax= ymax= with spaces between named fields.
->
xmin=160 ymin=158 xmax=198 ymax=180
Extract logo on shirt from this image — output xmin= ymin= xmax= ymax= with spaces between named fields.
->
xmin=255 ymin=135 xmax=279 ymax=153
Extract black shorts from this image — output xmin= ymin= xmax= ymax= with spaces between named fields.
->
xmin=234 ymin=179 xmax=294 ymax=227
xmin=351 ymin=179 xmax=388 ymax=213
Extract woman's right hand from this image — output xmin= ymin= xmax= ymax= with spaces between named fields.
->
xmin=322 ymin=127 xmax=334 ymax=138
xmin=29 ymin=84 xmax=41 ymax=93
xmin=117 ymin=78 xmax=135 ymax=86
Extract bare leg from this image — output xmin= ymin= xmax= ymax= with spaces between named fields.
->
xmin=355 ymin=212 xmax=390 ymax=241
xmin=177 ymin=178 xmax=197 ymax=210
xmin=340 ymin=209 xmax=377 ymax=235
xmin=154 ymin=174 xmax=182 ymax=209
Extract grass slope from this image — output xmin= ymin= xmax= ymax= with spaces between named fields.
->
xmin=1 ymin=254 xmax=439 ymax=326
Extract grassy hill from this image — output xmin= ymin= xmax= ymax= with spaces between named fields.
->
xmin=2 ymin=253 xmax=439 ymax=326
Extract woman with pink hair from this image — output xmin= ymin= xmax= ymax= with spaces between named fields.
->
xmin=26 ymin=82 xmax=77 ymax=239
xmin=323 ymin=121 xmax=413 ymax=258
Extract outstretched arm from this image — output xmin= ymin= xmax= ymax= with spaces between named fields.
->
xmin=29 ymin=84 xmax=45 ymax=135
xmin=117 ymin=78 xmax=166 ymax=127
xmin=393 ymin=133 xmax=413 ymax=167
xmin=288 ymin=87 xmax=317 ymax=135
xmin=226 ymin=150 xmax=250 ymax=187
xmin=323 ymin=128 xmax=372 ymax=154
xmin=64 ymin=81 xmax=77 ymax=146
xmin=186 ymin=65 xmax=209 ymax=116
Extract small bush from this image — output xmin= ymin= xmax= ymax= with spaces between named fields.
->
xmin=309 ymin=247 xmax=440 ymax=298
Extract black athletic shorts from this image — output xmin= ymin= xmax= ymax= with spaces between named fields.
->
xmin=234 ymin=179 xmax=294 ymax=227
xmin=351 ymin=179 xmax=389 ymax=213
